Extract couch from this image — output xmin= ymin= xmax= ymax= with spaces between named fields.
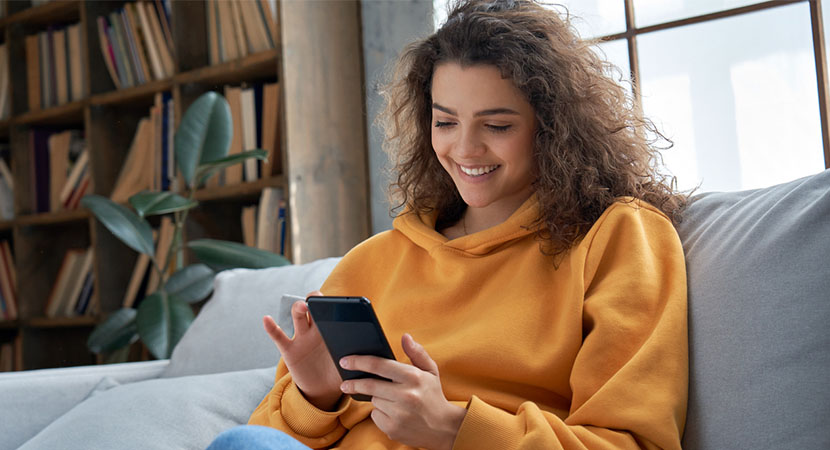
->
xmin=1 ymin=169 xmax=828 ymax=450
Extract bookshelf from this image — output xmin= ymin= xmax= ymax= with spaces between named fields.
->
xmin=0 ymin=0 xmax=370 ymax=371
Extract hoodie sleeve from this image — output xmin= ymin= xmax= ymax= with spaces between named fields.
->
xmin=452 ymin=202 xmax=688 ymax=450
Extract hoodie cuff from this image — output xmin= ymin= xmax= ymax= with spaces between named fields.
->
xmin=452 ymin=395 xmax=522 ymax=450
xmin=280 ymin=380 xmax=352 ymax=438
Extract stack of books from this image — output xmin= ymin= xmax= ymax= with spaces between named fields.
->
xmin=44 ymin=247 xmax=96 ymax=318
xmin=0 ymin=240 xmax=17 ymax=320
xmin=110 ymin=92 xmax=175 ymax=202
xmin=28 ymin=129 xmax=89 ymax=214
xmin=97 ymin=1 xmax=175 ymax=90
xmin=205 ymin=0 xmax=278 ymax=65
xmin=24 ymin=22 xmax=87 ymax=111
xmin=209 ymin=82 xmax=280 ymax=187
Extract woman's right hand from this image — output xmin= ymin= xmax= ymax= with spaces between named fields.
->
xmin=263 ymin=290 xmax=343 ymax=411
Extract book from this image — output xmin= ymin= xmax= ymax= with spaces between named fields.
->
xmin=40 ymin=30 xmax=53 ymax=108
xmin=154 ymin=0 xmax=175 ymax=59
xmin=143 ymin=1 xmax=174 ymax=78
xmin=48 ymin=131 xmax=72 ymax=211
xmin=216 ymin=0 xmax=239 ymax=62
xmin=261 ymin=82 xmax=280 ymax=177
xmin=0 ymin=157 xmax=13 ymax=221
xmin=230 ymin=0 xmax=249 ymax=58
xmin=0 ymin=43 xmax=9 ymax=119
xmin=25 ymin=34 xmax=41 ymax=111
xmin=238 ymin=0 xmax=271 ymax=53
xmin=97 ymin=17 xmax=122 ymax=89
xmin=0 ymin=241 xmax=15 ymax=320
xmin=52 ymin=28 xmax=68 ymax=105
xmin=67 ymin=24 xmax=85 ymax=101
xmin=109 ymin=12 xmax=136 ymax=88
xmin=111 ymin=118 xmax=152 ymax=203
xmin=65 ymin=172 xmax=91 ymax=210
xmin=240 ymin=87 xmax=258 ymax=181
xmin=256 ymin=0 xmax=277 ymax=49
xmin=135 ymin=1 xmax=166 ymax=80
xmin=74 ymin=270 xmax=95 ymax=316
xmin=224 ymin=85 xmax=244 ymax=185
xmin=30 ymin=129 xmax=53 ymax=213
xmin=120 ymin=8 xmax=148 ymax=85
xmin=123 ymin=251 xmax=151 ymax=309
xmin=44 ymin=249 xmax=86 ymax=318
xmin=59 ymin=148 xmax=88 ymax=206
xmin=61 ymin=247 xmax=94 ymax=317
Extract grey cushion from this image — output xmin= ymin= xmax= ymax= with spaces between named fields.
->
xmin=0 ymin=360 xmax=169 ymax=450
xmin=162 ymin=258 xmax=341 ymax=378
xmin=677 ymin=169 xmax=830 ymax=449
xmin=18 ymin=367 xmax=274 ymax=450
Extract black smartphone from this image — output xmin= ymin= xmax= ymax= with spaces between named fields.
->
xmin=306 ymin=296 xmax=396 ymax=401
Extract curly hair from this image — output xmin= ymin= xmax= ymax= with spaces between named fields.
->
xmin=379 ymin=0 xmax=688 ymax=256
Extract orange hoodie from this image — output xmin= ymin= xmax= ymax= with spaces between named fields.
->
xmin=249 ymin=196 xmax=688 ymax=450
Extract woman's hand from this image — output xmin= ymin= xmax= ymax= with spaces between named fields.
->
xmin=262 ymin=290 xmax=343 ymax=411
xmin=339 ymin=334 xmax=467 ymax=450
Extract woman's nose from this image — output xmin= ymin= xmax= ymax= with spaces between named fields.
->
xmin=456 ymin=127 xmax=485 ymax=158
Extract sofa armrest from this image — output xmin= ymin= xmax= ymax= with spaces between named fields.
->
xmin=0 ymin=360 xmax=169 ymax=450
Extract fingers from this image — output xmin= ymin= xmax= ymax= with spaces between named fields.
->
xmin=402 ymin=333 xmax=439 ymax=376
xmin=262 ymin=315 xmax=291 ymax=352
xmin=291 ymin=299 xmax=312 ymax=332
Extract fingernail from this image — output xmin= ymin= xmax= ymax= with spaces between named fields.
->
xmin=341 ymin=382 xmax=351 ymax=393
xmin=340 ymin=357 xmax=350 ymax=369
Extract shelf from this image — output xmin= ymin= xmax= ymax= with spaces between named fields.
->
xmin=15 ymin=208 xmax=89 ymax=227
xmin=193 ymin=176 xmax=285 ymax=202
xmin=0 ymin=0 xmax=80 ymax=29
xmin=26 ymin=316 xmax=98 ymax=328
xmin=14 ymin=100 xmax=85 ymax=126
xmin=176 ymin=49 xmax=280 ymax=87
xmin=89 ymin=79 xmax=175 ymax=107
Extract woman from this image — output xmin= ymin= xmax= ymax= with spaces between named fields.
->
xmin=210 ymin=0 xmax=688 ymax=449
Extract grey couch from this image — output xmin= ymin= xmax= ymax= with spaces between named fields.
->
xmin=1 ymin=169 xmax=828 ymax=450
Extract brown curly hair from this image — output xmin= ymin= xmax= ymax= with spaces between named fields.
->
xmin=380 ymin=0 xmax=687 ymax=256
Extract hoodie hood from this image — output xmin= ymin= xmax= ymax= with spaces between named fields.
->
xmin=392 ymin=195 xmax=541 ymax=257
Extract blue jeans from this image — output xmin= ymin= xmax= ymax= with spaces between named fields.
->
xmin=207 ymin=425 xmax=312 ymax=450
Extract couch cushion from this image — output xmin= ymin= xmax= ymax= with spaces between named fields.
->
xmin=162 ymin=257 xmax=340 ymax=378
xmin=676 ymin=169 xmax=830 ymax=449
xmin=18 ymin=367 xmax=274 ymax=450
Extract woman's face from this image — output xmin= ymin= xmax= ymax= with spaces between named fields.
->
xmin=430 ymin=63 xmax=536 ymax=215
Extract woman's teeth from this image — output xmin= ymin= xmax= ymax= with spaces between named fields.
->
xmin=460 ymin=164 xmax=500 ymax=177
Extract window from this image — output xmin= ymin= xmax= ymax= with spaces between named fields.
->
xmin=433 ymin=0 xmax=830 ymax=193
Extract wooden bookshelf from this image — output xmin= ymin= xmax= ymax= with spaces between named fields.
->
xmin=0 ymin=0 xmax=370 ymax=371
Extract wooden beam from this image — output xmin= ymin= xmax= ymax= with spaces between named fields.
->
xmin=810 ymin=0 xmax=830 ymax=168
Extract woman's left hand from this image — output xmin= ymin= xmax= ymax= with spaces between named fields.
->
xmin=339 ymin=333 xmax=467 ymax=450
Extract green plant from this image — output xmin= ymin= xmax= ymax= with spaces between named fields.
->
xmin=82 ymin=92 xmax=289 ymax=360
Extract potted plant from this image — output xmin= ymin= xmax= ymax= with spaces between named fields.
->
xmin=82 ymin=91 xmax=289 ymax=361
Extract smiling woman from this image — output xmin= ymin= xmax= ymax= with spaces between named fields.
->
xmin=210 ymin=1 xmax=689 ymax=449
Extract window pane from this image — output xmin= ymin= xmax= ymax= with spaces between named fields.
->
xmin=634 ymin=0 xmax=760 ymax=27
xmin=554 ymin=0 xmax=626 ymax=39
xmin=596 ymin=38 xmax=631 ymax=86
xmin=638 ymin=3 xmax=825 ymax=192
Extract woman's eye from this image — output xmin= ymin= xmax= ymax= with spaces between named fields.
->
xmin=487 ymin=124 xmax=512 ymax=133
xmin=434 ymin=121 xmax=455 ymax=128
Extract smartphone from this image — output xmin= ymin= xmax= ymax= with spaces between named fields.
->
xmin=306 ymin=296 xmax=395 ymax=401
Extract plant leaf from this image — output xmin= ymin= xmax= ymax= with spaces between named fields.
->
xmin=129 ymin=191 xmax=198 ymax=219
xmin=81 ymin=195 xmax=155 ymax=257
xmin=164 ymin=264 xmax=215 ymax=303
xmin=175 ymin=91 xmax=232 ymax=186
xmin=194 ymin=149 xmax=268 ymax=186
xmin=188 ymin=239 xmax=291 ymax=272
xmin=136 ymin=291 xmax=195 ymax=360
xmin=87 ymin=308 xmax=139 ymax=354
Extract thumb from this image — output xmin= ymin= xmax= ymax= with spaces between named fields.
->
xmin=402 ymin=333 xmax=439 ymax=376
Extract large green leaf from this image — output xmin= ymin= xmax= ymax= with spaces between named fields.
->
xmin=195 ymin=149 xmax=268 ymax=186
xmin=87 ymin=308 xmax=139 ymax=354
xmin=136 ymin=291 xmax=195 ymax=359
xmin=175 ymin=91 xmax=232 ymax=186
xmin=129 ymin=191 xmax=198 ymax=219
xmin=164 ymin=264 xmax=215 ymax=303
xmin=81 ymin=195 xmax=155 ymax=257
xmin=188 ymin=239 xmax=290 ymax=272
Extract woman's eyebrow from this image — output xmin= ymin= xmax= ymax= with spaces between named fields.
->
xmin=432 ymin=102 xmax=520 ymax=117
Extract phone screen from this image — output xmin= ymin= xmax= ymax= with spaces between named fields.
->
xmin=306 ymin=296 xmax=395 ymax=401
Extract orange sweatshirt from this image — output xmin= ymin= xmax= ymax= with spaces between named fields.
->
xmin=249 ymin=196 xmax=688 ymax=449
